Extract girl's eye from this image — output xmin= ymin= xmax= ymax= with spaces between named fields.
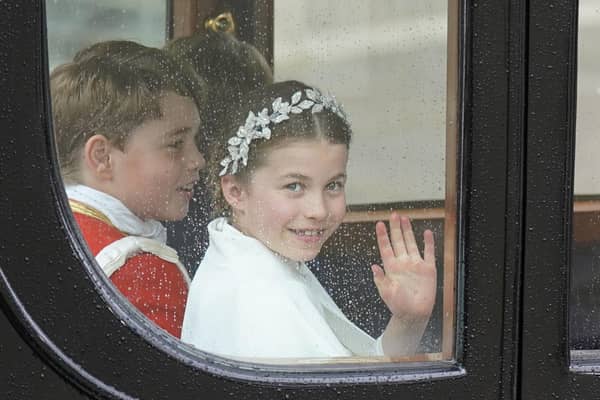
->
xmin=167 ymin=139 xmax=184 ymax=149
xmin=286 ymin=182 xmax=303 ymax=192
xmin=327 ymin=181 xmax=344 ymax=191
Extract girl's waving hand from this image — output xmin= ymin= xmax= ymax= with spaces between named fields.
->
xmin=371 ymin=212 xmax=437 ymax=322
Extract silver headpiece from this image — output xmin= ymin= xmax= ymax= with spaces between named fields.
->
xmin=219 ymin=88 xmax=349 ymax=176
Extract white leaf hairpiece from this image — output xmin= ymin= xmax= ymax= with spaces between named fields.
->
xmin=218 ymin=88 xmax=349 ymax=176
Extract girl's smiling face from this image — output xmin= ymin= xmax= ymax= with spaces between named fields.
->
xmin=227 ymin=139 xmax=348 ymax=262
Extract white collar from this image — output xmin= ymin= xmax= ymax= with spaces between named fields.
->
xmin=204 ymin=217 xmax=380 ymax=355
xmin=66 ymin=184 xmax=167 ymax=243
xmin=206 ymin=217 xmax=309 ymax=278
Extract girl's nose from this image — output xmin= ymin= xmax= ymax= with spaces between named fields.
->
xmin=304 ymin=193 xmax=329 ymax=220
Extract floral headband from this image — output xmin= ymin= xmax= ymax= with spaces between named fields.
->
xmin=219 ymin=87 xmax=349 ymax=176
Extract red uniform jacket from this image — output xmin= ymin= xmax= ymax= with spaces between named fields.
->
xmin=73 ymin=211 xmax=189 ymax=338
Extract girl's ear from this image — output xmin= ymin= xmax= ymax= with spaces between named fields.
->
xmin=220 ymin=175 xmax=247 ymax=212
xmin=83 ymin=134 xmax=113 ymax=181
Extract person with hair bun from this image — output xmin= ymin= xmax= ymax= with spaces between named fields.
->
xmin=164 ymin=31 xmax=274 ymax=270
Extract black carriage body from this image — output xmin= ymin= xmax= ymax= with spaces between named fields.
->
xmin=1 ymin=1 xmax=596 ymax=399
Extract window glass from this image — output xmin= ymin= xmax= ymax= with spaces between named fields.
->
xmin=46 ymin=0 xmax=166 ymax=69
xmin=571 ymin=1 xmax=600 ymax=360
xmin=274 ymin=2 xmax=447 ymax=204
xmin=274 ymin=1 xmax=456 ymax=363
xmin=47 ymin=0 xmax=458 ymax=367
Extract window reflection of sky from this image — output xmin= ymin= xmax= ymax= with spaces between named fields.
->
xmin=576 ymin=3 xmax=600 ymax=195
xmin=46 ymin=0 xmax=166 ymax=70
xmin=275 ymin=2 xmax=447 ymax=204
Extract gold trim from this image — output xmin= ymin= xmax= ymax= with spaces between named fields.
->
xmin=69 ymin=199 xmax=115 ymax=228
xmin=204 ymin=12 xmax=236 ymax=34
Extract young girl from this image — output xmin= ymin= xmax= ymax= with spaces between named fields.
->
xmin=181 ymin=80 xmax=437 ymax=361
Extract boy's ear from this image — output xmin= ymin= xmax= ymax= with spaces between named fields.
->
xmin=83 ymin=134 xmax=114 ymax=180
xmin=220 ymin=175 xmax=247 ymax=212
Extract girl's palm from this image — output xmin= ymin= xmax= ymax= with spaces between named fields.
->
xmin=371 ymin=213 xmax=437 ymax=321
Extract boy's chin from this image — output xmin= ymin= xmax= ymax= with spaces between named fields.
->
xmin=157 ymin=208 xmax=189 ymax=222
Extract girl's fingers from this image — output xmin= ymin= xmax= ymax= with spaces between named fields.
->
xmin=375 ymin=221 xmax=395 ymax=262
xmin=423 ymin=229 xmax=435 ymax=264
xmin=371 ymin=264 xmax=385 ymax=289
xmin=401 ymin=216 xmax=419 ymax=257
xmin=389 ymin=212 xmax=407 ymax=257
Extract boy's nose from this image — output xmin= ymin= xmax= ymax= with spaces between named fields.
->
xmin=187 ymin=144 xmax=206 ymax=171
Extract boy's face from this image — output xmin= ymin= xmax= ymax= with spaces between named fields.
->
xmin=233 ymin=139 xmax=348 ymax=262
xmin=110 ymin=92 xmax=205 ymax=221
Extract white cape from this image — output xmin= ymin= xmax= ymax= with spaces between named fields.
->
xmin=181 ymin=218 xmax=383 ymax=360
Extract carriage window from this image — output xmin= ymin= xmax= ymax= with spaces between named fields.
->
xmin=571 ymin=1 xmax=600 ymax=364
xmin=47 ymin=0 xmax=459 ymax=368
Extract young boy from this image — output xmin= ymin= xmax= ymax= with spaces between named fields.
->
xmin=50 ymin=40 xmax=206 ymax=338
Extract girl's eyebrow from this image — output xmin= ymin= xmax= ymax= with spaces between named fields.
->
xmin=281 ymin=173 xmax=347 ymax=181
xmin=282 ymin=173 xmax=310 ymax=180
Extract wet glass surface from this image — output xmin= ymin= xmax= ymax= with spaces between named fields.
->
xmin=46 ymin=0 xmax=455 ymax=365
xmin=274 ymin=1 xmax=451 ymax=359
xmin=46 ymin=0 xmax=166 ymax=69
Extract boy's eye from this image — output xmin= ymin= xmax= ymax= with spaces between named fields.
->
xmin=326 ymin=181 xmax=345 ymax=191
xmin=285 ymin=182 xmax=303 ymax=192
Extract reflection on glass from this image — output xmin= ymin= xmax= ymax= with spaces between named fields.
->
xmin=275 ymin=2 xmax=447 ymax=204
xmin=46 ymin=0 xmax=166 ymax=69
xmin=272 ymin=1 xmax=454 ymax=362
xmin=571 ymin=2 xmax=600 ymax=359
xmin=47 ymin=0 xmax=456 ymax=366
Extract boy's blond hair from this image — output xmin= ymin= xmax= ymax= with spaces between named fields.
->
xmin=51 ymin=40 xmax=205 ymax=183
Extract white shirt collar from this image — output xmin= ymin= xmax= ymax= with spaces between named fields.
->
xmin=207 ymin=217 xmax=309 ymax=277
xmin=66 ymin=184 xmax=167 ymax=243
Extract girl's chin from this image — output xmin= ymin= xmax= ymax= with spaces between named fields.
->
xmin=286 ymin=249 xmax=322 ymax=263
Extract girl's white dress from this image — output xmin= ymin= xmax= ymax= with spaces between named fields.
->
xmin=181 ymin=217 xmax=384 ymax=360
